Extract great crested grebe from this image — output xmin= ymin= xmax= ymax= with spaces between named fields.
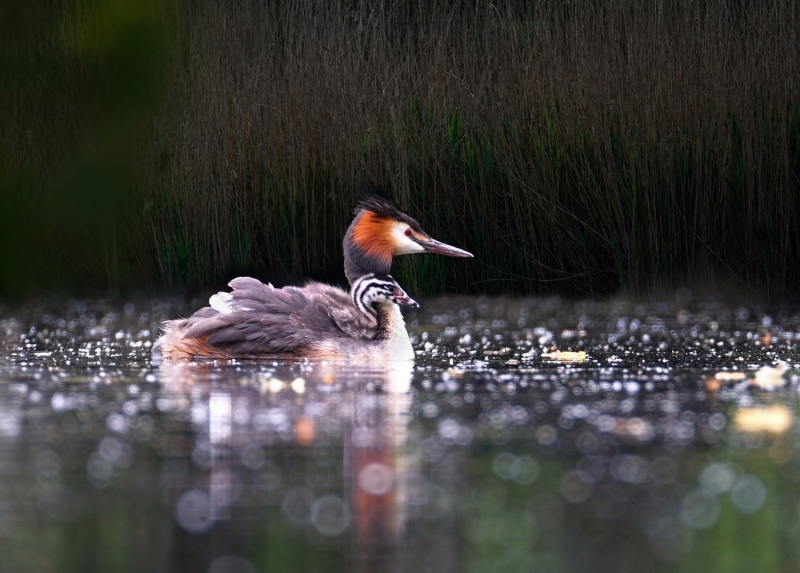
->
xmin=154 ymin=195 xmax=472 ymax=361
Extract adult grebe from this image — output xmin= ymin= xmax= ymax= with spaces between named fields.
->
xmin=154 ymin=195 xmax=472 ymax=361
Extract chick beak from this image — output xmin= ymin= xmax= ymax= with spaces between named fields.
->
xmin=415 ymin=236 xmax=473 ymax=258
xmin=394 ymin=293 xmax=419 ymax=308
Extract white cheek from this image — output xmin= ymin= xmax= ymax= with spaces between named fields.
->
xmin=391 ymin=225 xmax=425 ymax=255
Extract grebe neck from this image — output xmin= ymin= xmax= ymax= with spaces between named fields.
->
xmin=343 ymin=213 xmax=393 ymax=284
xmin=374 ymin=303 xmax=407 ymax=341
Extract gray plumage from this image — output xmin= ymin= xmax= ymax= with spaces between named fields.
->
xmin=153 ymin=274 xmax=415 ymax=359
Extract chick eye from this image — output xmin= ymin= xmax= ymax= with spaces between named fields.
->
xmin=404 ymin=229 xmax=412 ymax=237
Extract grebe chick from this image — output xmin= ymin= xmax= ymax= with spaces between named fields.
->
xmin=153 ymin=274 xmax=419 ymax=361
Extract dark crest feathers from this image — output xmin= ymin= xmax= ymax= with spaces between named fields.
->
xmin=354 ymin=194 xmax=424 ymax=233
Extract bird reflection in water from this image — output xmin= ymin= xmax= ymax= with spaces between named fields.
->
xmin=157 ymin=359 xmax=415 ymax=568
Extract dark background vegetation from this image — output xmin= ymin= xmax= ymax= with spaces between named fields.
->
xmin=2 ymin=0 xmax=799 ymax=300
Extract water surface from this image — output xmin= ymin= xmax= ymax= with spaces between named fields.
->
xmin=1 ymin=295 xmax=799 ymax=572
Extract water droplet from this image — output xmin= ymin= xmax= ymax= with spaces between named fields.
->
xmin=358 ymin=463 xmax=393 ymax=496
xmin=730 ymin=475 xmax=767 ymax=514
xmin=699 ymin=463 xmax=735 ymax=494
xmin=175 ymin=490 xmax=214 ymax=534
xmin=681 ymin=489 xmax=720 ymax=529
xmin=310 ymin=494 xmax=352 ymax=536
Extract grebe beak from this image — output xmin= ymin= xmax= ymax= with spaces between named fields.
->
xmin=414 ymin=236 xmax=473 ymax=258
xmin=395 ymin=293 xmax=419 ymax=308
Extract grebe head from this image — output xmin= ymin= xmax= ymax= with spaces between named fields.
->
xmin=343 ymin=194 xmax=473 ymax=283
xmin=351 ymin=273 xmax=418 ymax=323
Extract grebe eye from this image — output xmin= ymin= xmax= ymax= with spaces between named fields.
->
xmin=404 ymin=229 xmax=412 ymax=237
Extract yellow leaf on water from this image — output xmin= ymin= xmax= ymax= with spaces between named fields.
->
xmin=714 ymin=371 xmax=747 ymax=382
xmin=735 ymin=405 xmax=793 ymax=434
xmin=542 ymin=351 xmax=586 ymax=363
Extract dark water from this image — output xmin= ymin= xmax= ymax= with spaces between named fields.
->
xmin=1 ymin=295 xmax=799 ymax=573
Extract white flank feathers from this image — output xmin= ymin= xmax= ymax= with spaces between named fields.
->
xmin=209 ymin=292 xmax=234 ymax=314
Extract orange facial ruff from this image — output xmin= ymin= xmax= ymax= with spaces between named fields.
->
xmin=350 ymin=212 xmax=395 ymax=266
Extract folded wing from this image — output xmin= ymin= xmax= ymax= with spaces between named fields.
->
xmin=173 ymin=277 xmax=375 ymax=356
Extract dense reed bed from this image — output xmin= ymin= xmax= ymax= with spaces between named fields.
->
xmin=3 ymin=0 xmax=800 ymax=298
xmin=144 ymin=0 xmax=800 ymax=297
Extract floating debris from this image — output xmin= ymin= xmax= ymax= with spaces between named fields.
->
xmin=542 ymin=351 xmax=586 ymax=363
xmin=735 ymin=405 xmax=793 ymax=434
xmin=483 ymin=348 xmax=511 ymax=357
xmin=752 ymin=364 xmax=789 ymax=391
xmin=711 ymin=366 xmax=788 ymax=392
xmin=714 ymin=371 xmax=747 ymax=382
xmin=708 ymin=371 xmax=746 ymax=391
